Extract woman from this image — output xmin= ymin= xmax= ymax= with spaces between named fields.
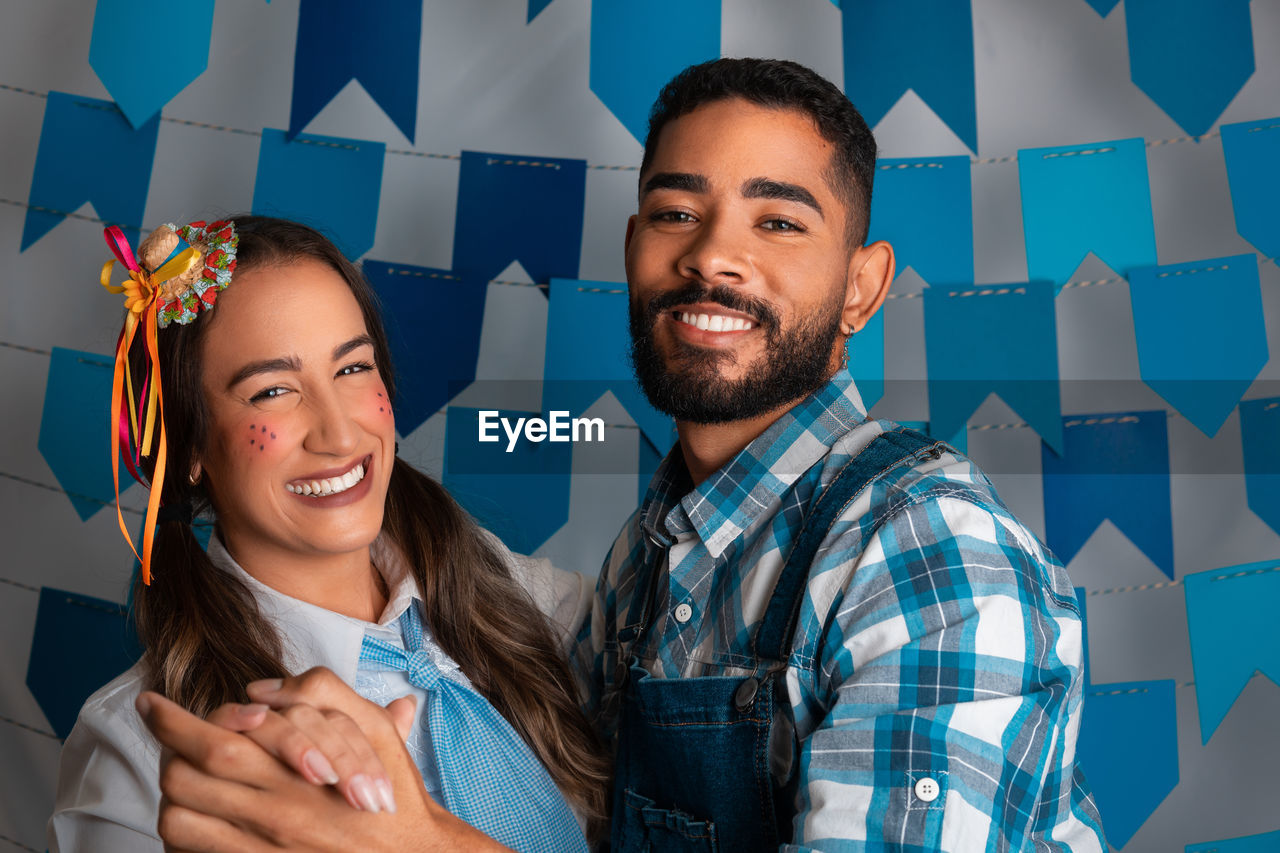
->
xmin=48 ymin=216 xmax=609 ymax=852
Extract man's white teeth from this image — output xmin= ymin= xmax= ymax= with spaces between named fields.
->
xmin=678 ymin=311 xmax=754 ymax=332
xmin=287 ymin=463 xmax=365 ymax=497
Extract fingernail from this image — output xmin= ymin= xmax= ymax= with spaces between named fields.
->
xmin=135 ymin=693 xmax=153 ymax=717
xmin=350 ymin=774 xmax=382 ymax=813
xmin=376 ymin=777 xmax=397 ymax=814
xmin=247 ymin=678 xmax=284 ymax=694
xmin=303 ymin=749 xmax=340 ymax=786
xmin=237 ymin=702 xmax=269 ymax=718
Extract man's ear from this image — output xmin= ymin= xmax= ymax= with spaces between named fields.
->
xmin=841 ymin=240 xmax=895 ymax=334
xmin=624 ymin=214 xmax=638 ymax=255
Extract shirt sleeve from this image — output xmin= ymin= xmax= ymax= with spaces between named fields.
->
xmin=488 ymin=529 xmax=593 ymax=657
xmin=786 ymin=492 xmax=1105 ymax=852
xmin=48 ymin=673 xmax=164 ymax=853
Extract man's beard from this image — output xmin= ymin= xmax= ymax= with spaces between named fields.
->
xmin=629 ymin=281 xmax=844 ymax=424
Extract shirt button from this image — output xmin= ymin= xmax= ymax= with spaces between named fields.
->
xmin=674 ymin=603 xmax=693 ymax=623
xmin=914 ymin=776 xmax=940 ymax=803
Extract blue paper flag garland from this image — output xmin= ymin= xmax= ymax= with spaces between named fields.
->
xmin=38 ymin=348 xmax=134 ymax=522
xmin=842 ymin=0 xmax=977 ymax=152
xmin=26 ymin=586 xmax=141 ymax=739
xmin=868 ymin=156 xmax=974 ymax=287
xmin=88 ymin=0 xmax=215 ymax=128
xmin=252 ymin=129 xmax=385 ymax=260
xmin=290 ymin=0 xmax=422 ymax=143
xmin=923 ymin=281 xmax=1063 ymax=452
xmin=1239 ymin=396 xmax=1280 ymax=539
xmin=442 ymin=406 xmax=571 ymax=554
xmin=365 ymin=261 xmax=487 ymax=435
xmin=1129 ymin=255 xmax=1268 ymax=437
xmin=528 ymin=0 xmax=555 ymax=22
xmin=22 ymin=92 xmax=159 ymax=252
xmin=1125 ymin=0 xmax=1255 ymax=138
xmin=589 ymin=0 xmax=720 ymax=143
xmin=1073 ymin=590 xmax=1179 ymax=849
xmin=452 ymin=151 xmax=587 ymax=292
xmin=1184 ymin=559 xmax=1280 ymax=743
xmin=1018 ymin=138 xmax=1157 ymax=290
xmin=1221 ymin=117 xmax=1280 ymax=259
xmin=1082 ymin=0 xmax=1121 ymax=15
xmin=1041 ymin=411 xmax=1174 ymax=578
xmin=543 ymin=279 xmax=676 ymax=455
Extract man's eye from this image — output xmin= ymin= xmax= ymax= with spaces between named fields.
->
xmin=762 ymin=218 xmax=804 ymax=232
xmin=651 ymin=210 xmax=695 ymax=224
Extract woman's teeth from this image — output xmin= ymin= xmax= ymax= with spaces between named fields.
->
xmin=678 ymin=311 xmax=755 ymax=332
xmin=286 ymin=463 xmax=365 ymax=496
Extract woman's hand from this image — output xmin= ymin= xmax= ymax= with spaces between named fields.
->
xmin=138 ymin=669 xmax=508 ymax=852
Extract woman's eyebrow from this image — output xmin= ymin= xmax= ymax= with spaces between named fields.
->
xmin=226 ymin=356 xmax=301 ymax=390
xmin=332 ymin=334 xmax=375 ymax=361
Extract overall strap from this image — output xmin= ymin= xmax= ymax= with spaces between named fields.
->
xmin=753 ymin=428 xmax=944 ymax=663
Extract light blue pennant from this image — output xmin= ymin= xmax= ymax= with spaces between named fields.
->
xmin=589 ymin=0 xmax=720 ymax=143
xmin=290 ymin=0 xmax=421 ymax=143
xmin=442 ymin=406 xmax=571 ymax=554
xmin=26 ymin=586 xmax=141 ymax=739
xmin=1239 ymin=396 xmax=1280 ymax=539
xmin=1042 ymin=411 xmax=1173 ymax=578
xmin=89 ymin=0 xmax=215 ymax=128
xmin=543 ymin=279 xmax=676 ymax=455
xmin=1018 ymin=138 xmax=1157 ymax=291
xmin=38 ymin=348 xmax=134 ymax=521
xmin=1221 ymin=117 xmax=1280 ymax=258
xmin=868 ymin=156 xmax=973 ymax=287
xmin=1184 ymin=559 xmax=1280 ymax=743
xmin=1125 ymin=0 xmax=1255 ymax=138
xmin=528 ymin=0 xmax=554 ymax=22
xmin=1129 ymin=255 xmax=1267 ymax=437
xmin=842 ymin=0 xmax=977 ymax=152
xmin=1188 ymin=829 xmax=1280 ymax=853
xmin=1082 ymin=0 xmax=1121 ymax=15
xmin=252 ymin=129 xmax=384 ymax=260
xmin=22 ymin=92 xmax=159 ymax=251
xmin=922 ymin=281 xmax=1062 ymax=452
xmin=452 ymin=151 xmax=587 ymax=292
xmin=365 ymin=261 xmax=486 ymax=435
xmin=848 ymin=311 xmax=884 ymax=412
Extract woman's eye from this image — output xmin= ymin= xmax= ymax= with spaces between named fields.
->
xmin=250 ymin=386 xmax=290 ymax=403
xmin=338 ymin=361 xmax=376 ymax=377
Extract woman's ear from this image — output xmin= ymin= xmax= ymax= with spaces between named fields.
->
xmin=841 ymin=240 xmax=895 ymax=334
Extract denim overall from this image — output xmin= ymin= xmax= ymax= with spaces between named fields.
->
xmin=609 ymin=428 xmax=942 ymax=852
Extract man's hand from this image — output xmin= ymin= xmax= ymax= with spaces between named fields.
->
xmin=138 ymin=669 xmax=508 ymax=852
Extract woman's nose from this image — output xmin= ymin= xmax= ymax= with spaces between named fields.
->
xmin=302 ymin=389 xmax=361 ymax=456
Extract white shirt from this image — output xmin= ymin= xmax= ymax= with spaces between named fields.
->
xmin=47 ymin=532 xmax=591 ymax=853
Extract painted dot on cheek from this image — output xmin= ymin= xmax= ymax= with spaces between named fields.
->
xmin=271 ymin=432 xmax=276 ymax=439
xmin=261 ymin=426 xmax=267 ymax=433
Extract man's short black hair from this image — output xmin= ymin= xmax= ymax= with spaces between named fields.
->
xmin=641 ymin=58 xmax=877 ymax=247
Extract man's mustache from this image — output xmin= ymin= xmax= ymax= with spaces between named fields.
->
xmin=642 ymin=281 xmax=779 ymax=329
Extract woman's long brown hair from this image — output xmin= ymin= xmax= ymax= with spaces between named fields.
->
xmin=130 ymin=216 xmax=609 ymax=826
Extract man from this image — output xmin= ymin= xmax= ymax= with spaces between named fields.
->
xmin=143 ymin=59 xmax=1107 ymax=850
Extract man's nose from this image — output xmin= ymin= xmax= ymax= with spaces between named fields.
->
xmin=677 ymin=216 xmax=750 ymax=285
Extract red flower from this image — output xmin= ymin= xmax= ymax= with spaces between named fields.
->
xmin=201 ymin=289 xmax=218 ymax=305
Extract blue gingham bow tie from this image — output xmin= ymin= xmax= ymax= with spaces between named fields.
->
xmin=359 ymin=605 xmax=586 ymax=852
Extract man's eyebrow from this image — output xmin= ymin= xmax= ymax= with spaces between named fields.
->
xmin=741 ymin=177 xmax=824 ymax=219
xmin=333 ymin=334 xmax=375 ymax=361
xmin=641 ymin=172 xmax=709 ymax=196
xmin=226 ymin=356 xmax=301 ymax=390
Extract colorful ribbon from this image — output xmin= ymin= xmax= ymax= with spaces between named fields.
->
xmin=100 ymin=225 xmax=200 ymax=584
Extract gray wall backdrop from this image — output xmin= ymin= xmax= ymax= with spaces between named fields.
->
xmin=1 ymin=1 xmax=1278 ymax=851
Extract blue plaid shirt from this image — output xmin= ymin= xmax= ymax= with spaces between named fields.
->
xmin=573 ymin=370 xmax=1107 ymax=851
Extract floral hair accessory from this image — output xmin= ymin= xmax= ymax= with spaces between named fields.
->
xmin=99 ymin=220 xmax=239 ymax=584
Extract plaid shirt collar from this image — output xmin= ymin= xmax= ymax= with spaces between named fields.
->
xmin=639 ymin=368 xmax=868 ymax=560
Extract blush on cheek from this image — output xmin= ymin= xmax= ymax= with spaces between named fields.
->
xmin=245 ymin=422 xmax=281 ymax=455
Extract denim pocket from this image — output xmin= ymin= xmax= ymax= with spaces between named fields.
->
xmin=616 ymin=788 xmax=719 ymax=852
